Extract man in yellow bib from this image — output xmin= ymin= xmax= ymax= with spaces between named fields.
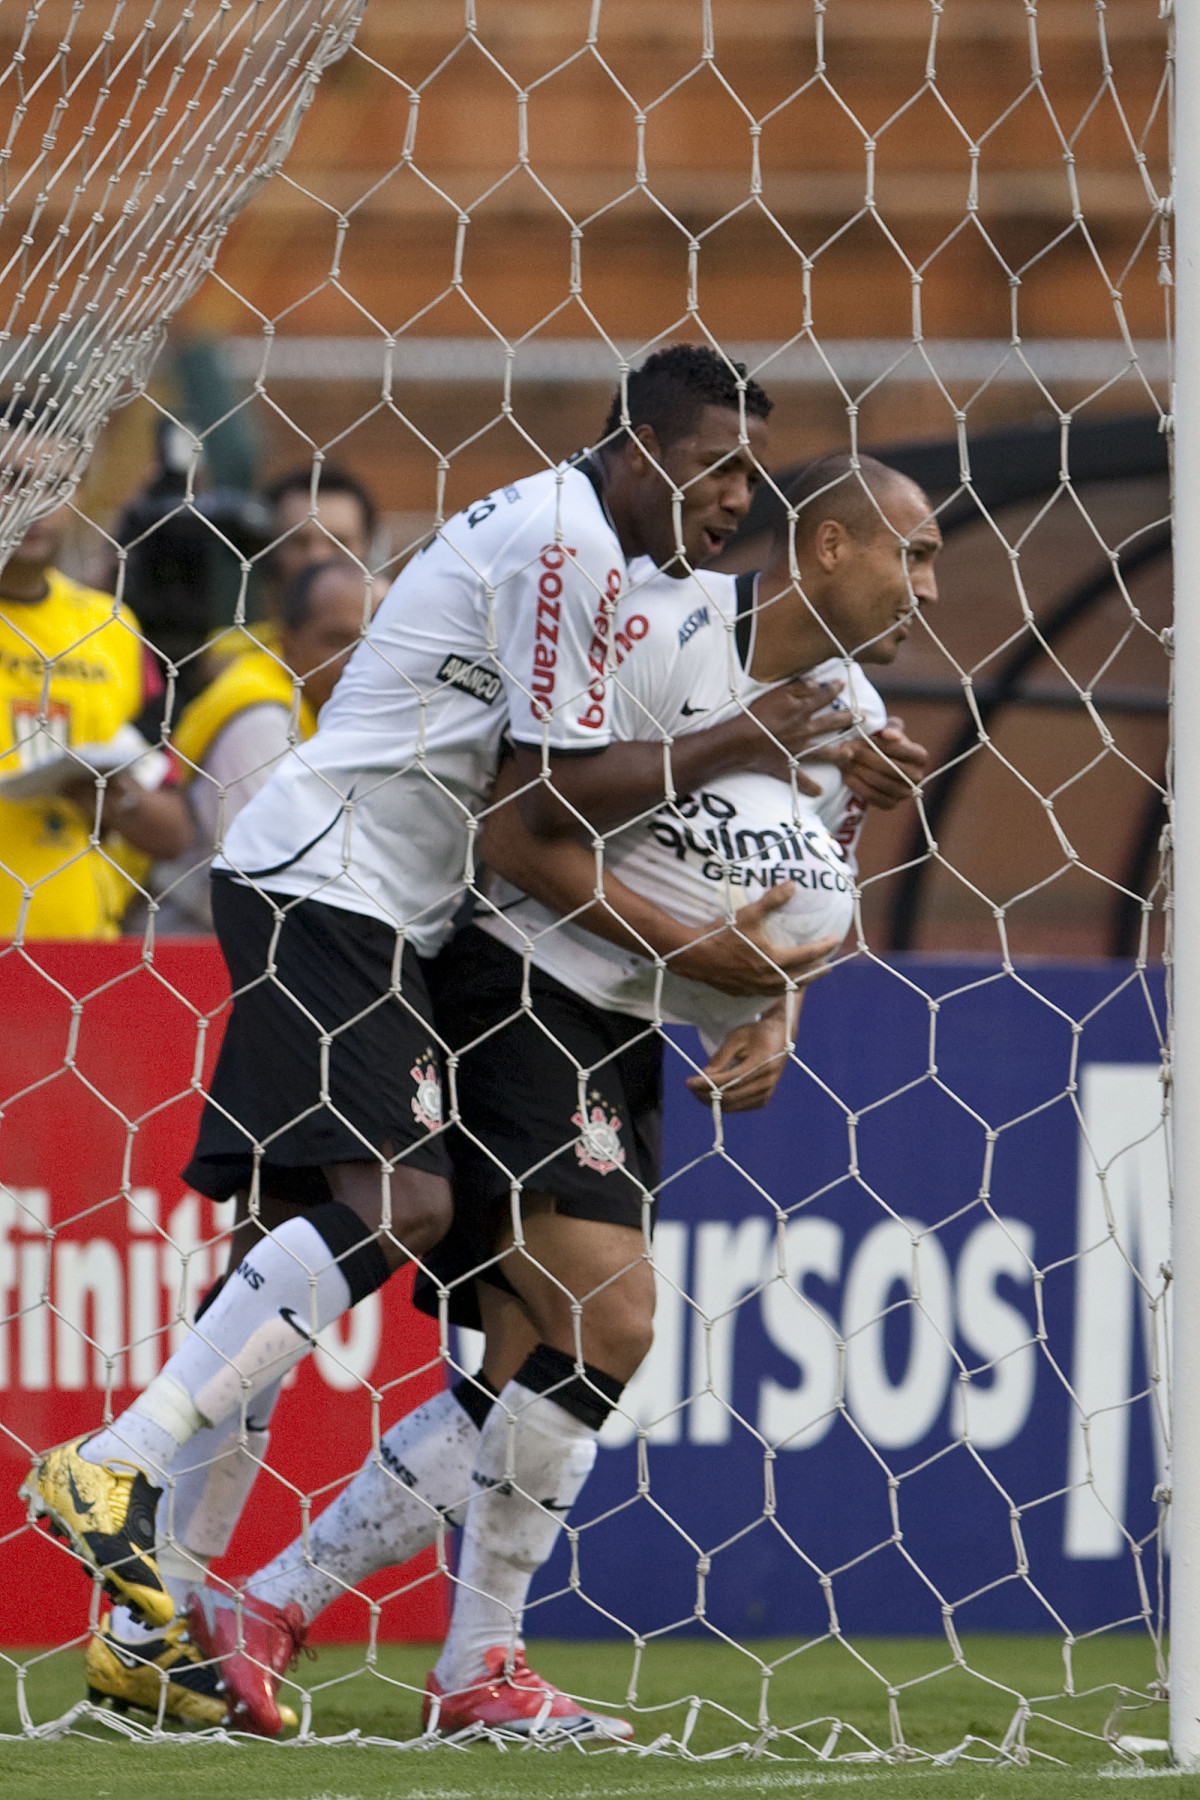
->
xmin=153 ymin=556 xmax=375 ymax=932
xmin=0 ymin=501 xmax=191 ymax=940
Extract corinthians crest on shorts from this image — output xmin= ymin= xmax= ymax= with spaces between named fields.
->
xmin=572 ymin=1092 xmax=627 ymax=1175
xmin=410 ymin=1052 xmax=444 ymax=1132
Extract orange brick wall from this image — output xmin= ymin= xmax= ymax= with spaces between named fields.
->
xmin=2 ymin=1 xmax=1172 ymax=955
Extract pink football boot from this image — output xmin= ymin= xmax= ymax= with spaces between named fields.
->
xmin=187 ymin=1589 xmax=308 ymax=1737
xmin=422 ymin=1645 xmax=633 ymax=1739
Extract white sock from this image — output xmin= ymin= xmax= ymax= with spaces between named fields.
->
xmin=105 ymin=1606 xmax=164 ymax=1646
xmin=105 ymin=1405 xmax=279 ymax=1632
xmin=248 ymin=1384 xmax=486 ymax=1621
xmin=82 ymin=1217 xmax=354 ymax=1476
xmin=149 ymin=1378 xmax=282 ymax=1610
xmin=433 ymin=1380 xmax=599 ymax=1693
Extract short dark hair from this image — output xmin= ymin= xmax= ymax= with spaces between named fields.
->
xmin=280 ymin=555 xmax=365 ymax=632
xmin=777 ymin=453 xmax=913 ymax=547
xmin=600 ymin=344 xmax=772 ymax=453
xmin=264 ymin=463 xmax=378 ymax=543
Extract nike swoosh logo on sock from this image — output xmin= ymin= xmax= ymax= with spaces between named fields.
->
xmin=279 ymin=1306 xmax=317 ymax=1346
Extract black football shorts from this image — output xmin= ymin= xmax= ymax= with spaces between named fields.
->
xmin=184 ymin=875 xmax=451 ymax=1206
xmin=413 ymin=925 xmax=663 ymax=1328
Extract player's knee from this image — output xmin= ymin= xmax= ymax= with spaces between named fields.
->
xmin=392 ymin=1176 xmax=452 ymax=1259
xmin=328 ymin=1164 xmax=452 ymax=1265
xmin=583 ymin=1285 xmax=655 ymax=1383
xmin=619 ymin=1311 xmax=655 ymax=1377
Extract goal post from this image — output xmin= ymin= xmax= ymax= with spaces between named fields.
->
xmin=1170 ymin=0 xmax=1199 ymax=1771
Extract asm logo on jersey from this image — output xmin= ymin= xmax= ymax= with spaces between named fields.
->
xmin=678 ymin=605 xmax=710 ymax=646
xmin=573 ymin=1094 xmax=626 ymax=1175
xmin=410 ymin=1052 xmax=444 ymax=1131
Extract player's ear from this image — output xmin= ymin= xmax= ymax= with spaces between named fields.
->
xmin=627 ymin=423 xmax=664 ymax=480
xmin=812 ymin=517 xmax=847 ymax=572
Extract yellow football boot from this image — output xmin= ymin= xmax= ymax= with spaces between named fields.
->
xmin=20 ymin=1437 xmax=173 ymax=1629
xmin=86 ymin=1614 xmax=299 ymax=1729
xmin=86 ymin=1616 xmax=227 ymax=1727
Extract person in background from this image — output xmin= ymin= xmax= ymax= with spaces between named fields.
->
xmin=110 ymin=418 xmax=273 ymax=741
xmin=263 ymin=466 xmax=377 ymax=604
xmin=149 ymin=556 xmax=377 ymax=933
xmin=204 ymin=463 xmax=381 ymax=673
xmin=0 ymin=486 xmax=191 ymax=940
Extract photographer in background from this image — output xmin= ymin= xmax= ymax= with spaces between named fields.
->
xmin=201 ymin=462 xmax=383 ymax=675
xmin=262 ymin=465 xmax=377 ymax=612
xmin=110 ymin=418 xmax=273 ymax=741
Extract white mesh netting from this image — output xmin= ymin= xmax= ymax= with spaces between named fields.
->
xmin=0 ymin=0 xmax=1178 ymax=1771
xmin=0 ymin=0 xmax=364 ymax=551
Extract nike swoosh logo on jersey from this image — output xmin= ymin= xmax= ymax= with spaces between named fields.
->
xmin=680 ymin=701 xmax=706 ymax=717
xmin=66 ymin=1465 xmax=95 ymax=1515
xmin=279 ymin=1306 xmax=317 ymax=1346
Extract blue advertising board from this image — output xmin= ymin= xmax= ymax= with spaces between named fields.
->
xmin=506 ymin=955 xmax=1170 ymax=1640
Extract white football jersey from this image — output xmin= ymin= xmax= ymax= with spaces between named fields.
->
xmin=219 ymin=463 xmax=634 ymax=952
xmin=480 ymin=566 xmax=886 ymax=1044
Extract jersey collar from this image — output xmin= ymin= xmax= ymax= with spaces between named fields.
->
xmin=567 ymin=450 xmax=620 ymax=541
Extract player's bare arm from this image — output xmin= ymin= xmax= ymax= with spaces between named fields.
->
xmin=512 ymin=679 xmax=851 ymax=840
xmin=481 ymin=762 xmax=838 ymax=998
xmin=684 ymin=1002 xmax=796 ymax=1112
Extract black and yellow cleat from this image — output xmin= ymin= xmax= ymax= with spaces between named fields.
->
xmin=19 ymin=1437 xmax=173 ymax=1629
xmin=85 ymin=1616 xmax=228 ymax=1727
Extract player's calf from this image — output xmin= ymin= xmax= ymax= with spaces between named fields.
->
xmin=501 ymin=1206 xmax=656 ymax=1385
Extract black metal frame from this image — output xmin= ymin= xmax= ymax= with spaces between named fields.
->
xmin=881 ymin=524 xmax=1171 ymax=952
xmin=738 ymin=413 xmax=1171 ymax=956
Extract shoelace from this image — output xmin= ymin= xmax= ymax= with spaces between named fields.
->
xmin=275 ymin=1604 xmax=314 ymax=1666
xmin=500 ymin=1652 xmax=557 ymax=1693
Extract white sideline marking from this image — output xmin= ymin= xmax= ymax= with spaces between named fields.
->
xmin=1100 ymin=1772 xmax=1192 ymax=1781
xmin=302 ymin=1783 xmax=884 ymax=1800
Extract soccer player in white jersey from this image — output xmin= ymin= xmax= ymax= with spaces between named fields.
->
xmin=20 ymin=347 xmax=857 ymax=1718
xmin=197 ymin=453 xmax=939 ymax=1739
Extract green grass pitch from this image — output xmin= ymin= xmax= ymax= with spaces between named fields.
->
xmin=1 ymin=1634 xmax=1195 ymax=1799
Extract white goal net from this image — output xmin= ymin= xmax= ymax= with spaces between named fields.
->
xmin=0 ymin=0 xmax=1177 ymax=1771
xmin=0 ymin=0 xmax=365 ymax=554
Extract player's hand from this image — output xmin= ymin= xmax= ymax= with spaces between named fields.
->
xmin=686 ymin=1010 xmax=792 ymax=1112
xmin=670 ymin=883 xmax=840 ymax=996
xmin=735 ymin=678 xmax=852 ymax=793
xmin=829 ymin=717 xmax=928 ymax=810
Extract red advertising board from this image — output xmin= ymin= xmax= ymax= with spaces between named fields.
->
xmin=0 ymin=939 xmax=448 ymax=1646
